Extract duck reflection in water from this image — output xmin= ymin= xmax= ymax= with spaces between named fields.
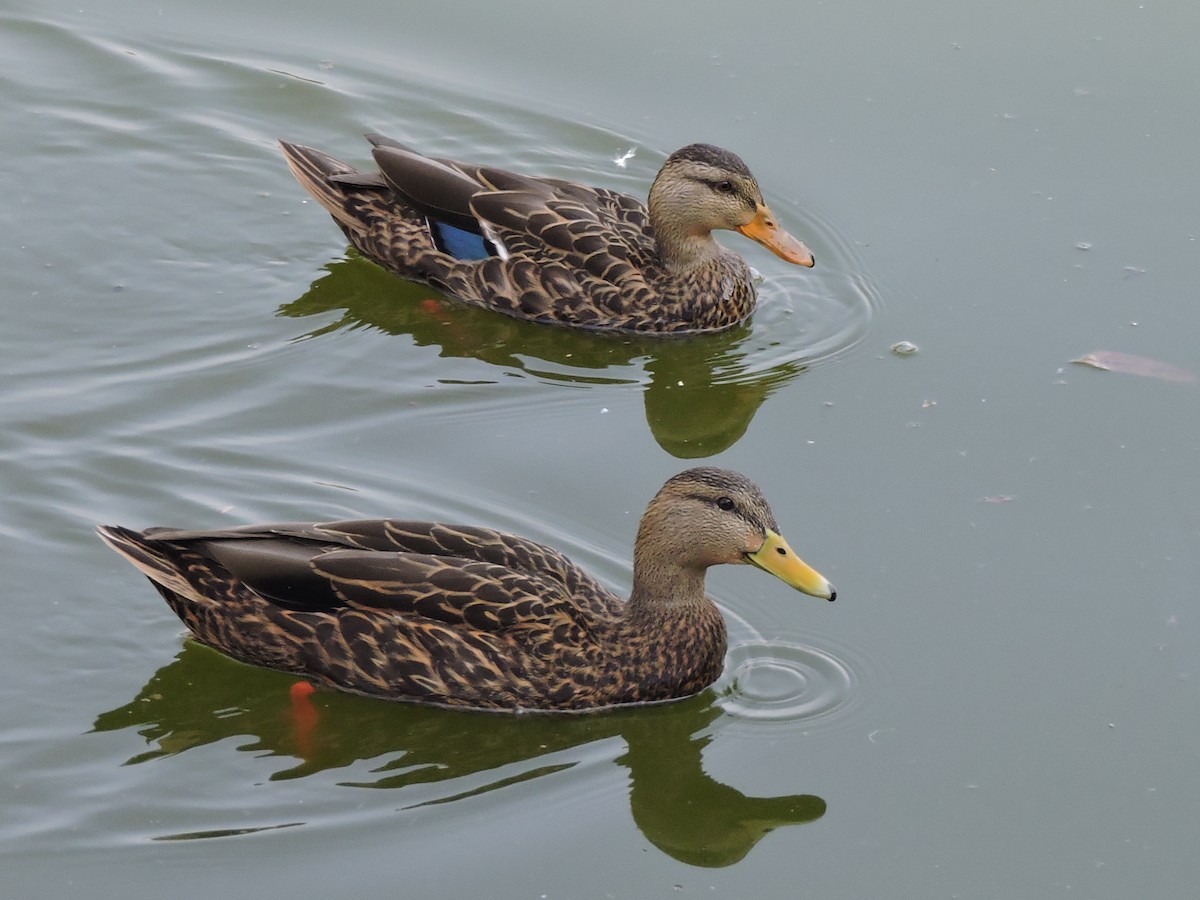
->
xmin=94 ymin=643 xmax=826 ymax=867
xmin=278 ymin=258 xmax=810 ymax=458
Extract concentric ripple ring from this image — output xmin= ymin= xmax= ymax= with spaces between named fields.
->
xmin=717 ymin=640 xmax=854 ymax=722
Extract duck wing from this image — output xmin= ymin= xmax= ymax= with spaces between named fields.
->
xmin=310 ymin=549 xmax=607 ymax=644
xmin=369 ymin=139 xmax=655 ymax=269
xmin=132 ymin=520 xmax=621 ymax=634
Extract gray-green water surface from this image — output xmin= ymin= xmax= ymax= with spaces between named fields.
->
xmin=3 ymin=0 xmax=1198 ymax=897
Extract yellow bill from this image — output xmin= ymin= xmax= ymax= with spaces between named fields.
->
xmin=736 ymin=203 xmax=815 ymax=267
xmin=746 ymin=529 xmax=835 ymax=600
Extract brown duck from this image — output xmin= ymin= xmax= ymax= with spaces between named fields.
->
xmin=98 ymin=467 xmax=834 ymax=711
xmin=279 ymin=136 xmax=814 ymax=333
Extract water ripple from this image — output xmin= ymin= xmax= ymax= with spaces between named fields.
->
xmin=717 ymin=640 xmax=854 ymax=723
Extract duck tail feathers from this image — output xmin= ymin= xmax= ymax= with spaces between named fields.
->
xmin=278 ymin=140 xmax=382 ymax=230
xmin=97 ymin=525 xmax=194 ymax=598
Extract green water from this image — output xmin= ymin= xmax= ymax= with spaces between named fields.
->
xmin=3 ymin=0 xmax=1198 ymax=897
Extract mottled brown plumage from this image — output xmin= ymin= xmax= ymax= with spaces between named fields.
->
xmin=98 ymin=468 xmax=835 ymax=712
xmin=280 ymin=136 xmax=815 ymax=334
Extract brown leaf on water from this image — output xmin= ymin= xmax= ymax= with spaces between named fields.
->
xmin=1070 ymin=351 xmax=1197 ymax=384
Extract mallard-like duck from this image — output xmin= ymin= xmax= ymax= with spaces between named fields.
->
xmin=98 ymin=467 xmax=834 ymax=711
xmin=279 ymin=136 xmax=814 ymax=334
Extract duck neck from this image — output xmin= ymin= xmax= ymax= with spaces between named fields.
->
xmin=648 ymin=186 xmax=725 ymax=273
xmin=651 ymin=220 xmax=726 ymax=273
xmin=627 ymin=544 xmax=710 ymax=615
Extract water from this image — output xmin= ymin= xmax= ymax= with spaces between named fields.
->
xmin=3 ymin=0 xmax=1199 ymax=896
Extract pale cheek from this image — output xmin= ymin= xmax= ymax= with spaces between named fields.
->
xmin=702 ymin=546 xmax=745 ymax=567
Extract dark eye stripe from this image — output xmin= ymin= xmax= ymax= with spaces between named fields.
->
xmin=692 ymin=176 xmax=740 ymax=196
xmin=682 ymin=490 xmax=764 ymax=530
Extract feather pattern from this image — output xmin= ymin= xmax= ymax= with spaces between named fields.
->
xmin=280 ymin=136 xmax=815 ymax=334
xmin=98 ymin=468 xmax=835 ymax=711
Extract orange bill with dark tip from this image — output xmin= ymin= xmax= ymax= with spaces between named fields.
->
xmin=737 ymin=203 xmax=815 ymax=267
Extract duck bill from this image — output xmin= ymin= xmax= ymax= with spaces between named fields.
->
xmin=746 ymin=530 xmax=835 ymax=600
xmin=737 ymin=204 xmax=815 ymax=267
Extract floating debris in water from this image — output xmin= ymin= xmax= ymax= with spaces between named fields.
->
xmin=1071 ymin=351 xmax=1196 ymax=384
xmin=1075 ymin=241 xmax=1092 ymax=251
xmin=891 ymin=341 xmax=919 ymax=357
xmin=613 ymin=147 xmax=637 ymax=168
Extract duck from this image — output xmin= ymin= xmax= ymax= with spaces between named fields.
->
xmin=98 ymin=467 xmax=835 ymax=711
xmin=279 ymin=136 xmax=814 ymax=334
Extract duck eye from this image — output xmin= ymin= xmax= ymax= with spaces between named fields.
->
xmin=714 ymin=180 xmax=734 ymax=194
xmin=716 ymin=496 xmax=735 ymax=511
